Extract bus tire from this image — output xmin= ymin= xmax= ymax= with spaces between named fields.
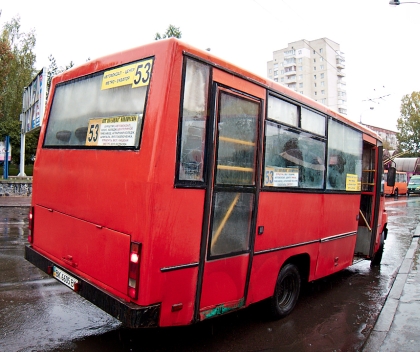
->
xmin=371 ymin=232 xmax=385 ymax=266
xmin=270 ymin=263 xmax=301 ymax=319
xmin=394 ymin=189 xmax=399 ymax=198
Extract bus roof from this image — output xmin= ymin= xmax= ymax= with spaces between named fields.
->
xmin=50 ymin=38 xmax=381 ymax=143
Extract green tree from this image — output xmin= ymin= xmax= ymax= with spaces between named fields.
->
xmin=397 ymin=91 xmax=420 ymax=157
xmin=0 ymin=14 xmax=37 ymax=164
xmin=46 ymin=54 xmax=74 ymax=99
xmin=46 ymin=54 xmax=59 ymax=99
xmin=1 ymin=15 xmax=36 ymax=121
xmin=155 ymin=24 xmax=182 ymax=40
xmin=0 ymin=33 xmax=13 ymax=119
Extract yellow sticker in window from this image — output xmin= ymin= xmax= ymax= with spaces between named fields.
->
xmin=346 ymin=174 xmax=360 ymax=191
xmin=101 ymin=58 xmax=153 ymax=90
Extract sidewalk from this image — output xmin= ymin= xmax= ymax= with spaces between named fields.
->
xmin=363 ymin=223 xmax=420 ymax=351
xmin=0 ymin=195 xmax=32 ymax=207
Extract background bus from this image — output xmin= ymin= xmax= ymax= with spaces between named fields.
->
xmin=25 ymin=38 xmax=388 ymax=328
xmin=383 ymin=170 xmax=407 ymax=197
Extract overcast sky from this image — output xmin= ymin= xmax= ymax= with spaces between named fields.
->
xmin=1 ymin=0 xmax=419 ymax=131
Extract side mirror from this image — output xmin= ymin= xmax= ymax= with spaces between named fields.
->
xmin=387 ymin=167 xmax=396 ymax=187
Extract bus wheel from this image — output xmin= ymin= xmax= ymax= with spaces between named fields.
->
xmin=394 ymin=189 xmax=399 ymax=198
xmin=270 ymin=263 xmax=301 ymax=319
xmin=371 ymin=232 xmax=385 ymax=266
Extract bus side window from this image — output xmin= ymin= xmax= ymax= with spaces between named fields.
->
xmin=182 ymin=126 xmax=205 ymax=177
xmin=264 ymin=121 xmax=325 ymax=189
xmin=178 ymin=58 xmax=210 ymax=182
xmin=326 ymin=119 xmax=363 ymax=191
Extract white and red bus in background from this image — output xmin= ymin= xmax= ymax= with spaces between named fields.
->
xmin=25 ymin=39 xmax=389 ymax=328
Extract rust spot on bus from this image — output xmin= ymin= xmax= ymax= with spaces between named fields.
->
xmin=200 ymin=298 xmax=244 ymax=320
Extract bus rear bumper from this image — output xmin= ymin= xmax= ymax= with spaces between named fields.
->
xmin=24 ymin=245 xmax=160 ymax=328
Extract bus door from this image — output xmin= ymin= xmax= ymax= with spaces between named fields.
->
xmin=355 ymin=139 xmax=381 ymax=258
xmin=198 ymin=69 xmax=264 ymax=320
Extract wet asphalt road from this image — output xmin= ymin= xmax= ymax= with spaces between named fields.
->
xmin=1 ymin=196 xmax=419 ymax=352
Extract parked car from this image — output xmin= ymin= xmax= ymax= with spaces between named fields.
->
xmin=407 ymin=175 xmax=420 ymax=196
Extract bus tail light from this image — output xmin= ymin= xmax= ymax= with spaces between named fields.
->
xmin=128 ymin=242 xmax=141 ymax=299
xmin=28 ymin=207 xmax=34 ymax=243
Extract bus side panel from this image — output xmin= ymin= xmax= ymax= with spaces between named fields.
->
xmin=254 ymin=192 xmax=323 ymax=253
xmin=138 ymin=188 xmax=204 ymax=307
xmin=247 ymin=245 xmax=318 ymax=305
xmin=132 ymin=45 xmax=203 ymax=308
xmin=33 ymin=205 xmax=130 ymax=296
xmin=158 ymin=267 xmax=199 ymax=327
xmin=321 ymin=194 xmax=360 ymax=238
xmin=200 ymin=255 xmax=249 ymax=310
xmin=249 ymin=192 xmax=360 ymax=303
xmin=248 ymin=192 xmax=322 ymax=303
xmin=315 ymin=235 xmax=357 ymax=275
xmin=314 ymin=194 xmax=359 ymax=279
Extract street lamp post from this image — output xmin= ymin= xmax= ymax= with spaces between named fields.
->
xmin=389 ymin=1 xmax=420 ymax=5
xmin=359 ymin=107 xmax=374 ymax=125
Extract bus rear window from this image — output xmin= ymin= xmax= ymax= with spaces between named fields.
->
xmin=44 ymin=58 xmax=153 ymax=148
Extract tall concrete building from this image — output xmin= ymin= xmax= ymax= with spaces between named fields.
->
xmin=267 ymin=38 xmax=347 ymax=115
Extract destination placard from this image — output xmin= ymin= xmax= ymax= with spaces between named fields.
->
xmin=101 ymin=58 xmax=153 ymax=90
xmin=85 ymin=115 xmax=141 ymax=147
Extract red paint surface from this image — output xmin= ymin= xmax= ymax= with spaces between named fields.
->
xmin=200 ymin=255 xmax=249 ymax=311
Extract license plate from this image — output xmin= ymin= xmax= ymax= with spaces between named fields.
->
xmin=52 ymin=266 xmax=78 ymax=290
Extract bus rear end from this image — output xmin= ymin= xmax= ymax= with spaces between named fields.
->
xmin=25 ymin=40 xmax=180 ymax=327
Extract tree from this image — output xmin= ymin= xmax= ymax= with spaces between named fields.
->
xmin=397 ymin=91 xmax=420 ymax=156
xmin=0 ymin=34 xmax=13 ymax=119
xmin=46 ymin=54 xmax=74 ymax=99
xmin=0 ymin=14 xmax=37 ymax=164
xmin=1 ymin=15 xmax=36 ymax=122
xmin=155 ymin=24 xmax=182 ymax=40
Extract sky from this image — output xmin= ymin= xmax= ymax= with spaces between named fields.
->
xmin=1 ymin=0 xmax=419 ymax=131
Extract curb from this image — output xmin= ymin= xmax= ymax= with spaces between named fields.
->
xmin=0 ymin=196 xmax=32 ymax=207
xmin=363 ymin=223 xmax=420 ymax=351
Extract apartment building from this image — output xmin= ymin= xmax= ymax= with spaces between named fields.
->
xmin=267 ymin=38 xmax=347 ymax=115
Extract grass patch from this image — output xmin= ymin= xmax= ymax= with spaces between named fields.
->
xmin=0 ymin=164 xmax=33 ymax=177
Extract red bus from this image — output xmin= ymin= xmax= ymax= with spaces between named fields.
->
xmin=25 ymin=38 xmax=388 ymax=328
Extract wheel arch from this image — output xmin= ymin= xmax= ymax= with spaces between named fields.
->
xmin=282 ymin=253 xmax=311 ymax=284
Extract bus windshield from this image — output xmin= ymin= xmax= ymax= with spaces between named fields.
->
xmin=44 ymin=58 xmax=153 ymax=148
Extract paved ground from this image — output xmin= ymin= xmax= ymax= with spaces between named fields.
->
xmin=1 ymin=195 xmax=419 ymax=351
xmin=363 ymin=223 xmax=420 ymax=351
